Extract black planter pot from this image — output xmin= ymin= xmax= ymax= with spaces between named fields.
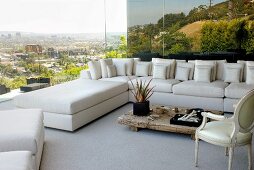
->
xmin=133 ymin=101 xmax=150 ymax=116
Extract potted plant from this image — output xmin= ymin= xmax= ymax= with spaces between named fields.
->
xmin=129 ymin=78 xmax=154 ymax=116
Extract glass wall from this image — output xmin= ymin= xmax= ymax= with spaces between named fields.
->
xmin=0 ymin=0 xmax=127 ymax=94
xmin=127 ymin=0 xmax=254 ymax=56
xmin=127 ymin=0 xmax=164 ymax=56
xmin=105 ymin=0 xmax=127 ymax=58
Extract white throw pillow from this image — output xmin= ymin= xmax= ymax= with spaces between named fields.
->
xmin=224 ymin=67 xmax=241 ymax=83
xmin=100 ymin=59 xmax=113 ymax=78
xmin=112 ymin=58 xmax=134 ymax=76
xmin=135 ymin=62 xmax=151 ymax=77
xmin=223 ymin=63 xmax=244 ymax=82
xmin=115 ymin=62 xmax=126 ymax=76
xmin=88 ymin=60 xmax=102 ymax=80
xmin=177 ymin=62 xmax=195 ymax=80
xmin=195 ymin=65 xmax=212 ymax=83
xmin=195 ymin=60 xmax=216 ymax=81
xmin=152 ymin=64 xmax=168 ymax=79
xmin=152 ymin=58 xmax=176 ymax=79
xmin=246 ymin=61 xmax=254 ymax=84
xmin=175 ymin=66 xmax=191 ymax=81
xmin=107 ymin=65 xmax=117 ymax=78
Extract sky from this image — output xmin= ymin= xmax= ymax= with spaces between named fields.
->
xmin=0 ymin=0 xmax=127 ymax=34
xmin=128 ymin=0 xmax=226 ymax=26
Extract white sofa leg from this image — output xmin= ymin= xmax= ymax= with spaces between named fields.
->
xmin=228 ymin=147 xmax=234 ymax=170
xmin=195 ymin=138 xmax=199 ymax=167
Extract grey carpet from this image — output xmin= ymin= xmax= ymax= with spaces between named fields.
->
xmin=0 ymin=101 xmax=252 ymax=170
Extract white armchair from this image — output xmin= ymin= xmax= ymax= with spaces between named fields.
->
xmin=195 ymin=89 xmax=254 ymax=170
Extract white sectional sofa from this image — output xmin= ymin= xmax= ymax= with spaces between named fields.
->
xmin=14 ymin=58 xmax=254 ymax=131
xmin=0 ymin=151 xmax=33 ymax=170
xmin=0 ymin=109 xmax=44 ymax=170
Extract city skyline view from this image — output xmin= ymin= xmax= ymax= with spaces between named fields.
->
xmin=0 ymin=0 xmax=127 ymax=34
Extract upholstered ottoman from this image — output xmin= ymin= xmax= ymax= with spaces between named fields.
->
xmin=0 ymin=151 xmax=33 ymax=170
xmin=0 ymin=109 xmax=44 ymax=170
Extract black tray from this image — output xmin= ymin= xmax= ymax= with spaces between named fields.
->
xmin=170 ymin=108 xmax=204 ymax=127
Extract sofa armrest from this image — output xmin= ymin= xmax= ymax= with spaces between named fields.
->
xmin=80 ymin=70 xmax=92 ymax=79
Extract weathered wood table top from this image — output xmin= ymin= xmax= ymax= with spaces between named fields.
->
xmin=117 ymin=105 xmax=223 ymax=139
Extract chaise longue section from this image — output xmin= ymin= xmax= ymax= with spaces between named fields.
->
xmin=14 ymin=79 xmax=129 ymax=131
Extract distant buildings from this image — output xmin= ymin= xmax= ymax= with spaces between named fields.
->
xmin=16 ymin=32 xmax=21 ymax=38
xmin=25 ymin=44 xmax=42 ymax=54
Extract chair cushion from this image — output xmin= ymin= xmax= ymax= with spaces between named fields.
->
xmin=0 ymin=151 xmax=33 ymax=170
xmin=100 ymin=76 xmax=137 ymax=83
xmin=0 ymin=109 xmax=43 ymax=155
xmin=225 ymin=83 xmax=254 ymax=99
xmin=198 ymin=121 xmax=252 ymax=146
xmin=173 ymin=80 xmax=228 ymax=98
xmin=128 ymin=76 xmax=180 ymax=93
xmin=14 ymin=79 xmax=128 ymax=115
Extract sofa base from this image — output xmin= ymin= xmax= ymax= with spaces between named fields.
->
xmin=224 ymin=98 xmax=239 ymax=113
xmin=129 ymin=91 xmax=224 ymax=111
xmin=34 ymin=128 xmax=44 ymax=170
xmin=43 ymin=91 xmax=129 ymax=131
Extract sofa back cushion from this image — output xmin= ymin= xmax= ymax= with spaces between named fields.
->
xmin=223 ymin=63 xmax=244 ymax=83
xmin=107 ymin=65 xmax=117 ymax=78
xmin=246 ymin=61 xmax=254 ymax=85
xmin=194 ymin=60 xmax=216 ymax=81
xmin=112 ymin=58 xmax=134 ymax=76
xmin=88 ymin=60 xmax=102 ymax=80
xmin=178 ymin=61 xmax=195 ymax=80
xmin=132 ymin=58 xmax=141 ymax=75
xmin=215 ymin=60 xmax=227 ymax=80
xmin=152 ymin=58 xmax=176 ymax=79
xmin=100 ymin=59 xmax=113 ymax=78
xmin=237 ymin=60 xmax=247 ymax=82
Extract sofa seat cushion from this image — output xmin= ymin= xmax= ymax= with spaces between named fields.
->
xmin=99 ymin=76 xmax=137 ymax=83
xmin=14 ymin=79 xmax=128 ymax=115
xmin=0 ymin=109 xmax=43 ymax=155
xmin=173 ymin=80 xmax=228 ymax=98
xmin=0 ymin=151 xmax=33 ymax=170
xmin=128 ymin=76 xmax=180 ymax=93
xmin=225 ymin=83 xmax=254 ymax=99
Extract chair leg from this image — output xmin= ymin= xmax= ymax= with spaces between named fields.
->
xmin=195 ymin=138 xmax=199 ymax=167
xmin=225 ymin=147 xmax=229 ymax=156
xmin=247 ymin=143 xmax=252 ymax=170
xmin=228 ymin=147 xmax=234 ymax=170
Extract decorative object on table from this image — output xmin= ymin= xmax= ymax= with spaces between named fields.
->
xmin=129 ymin=78 xmax=154 ymax=116
xmin=170 ymin=108 xmax=204 ymax=127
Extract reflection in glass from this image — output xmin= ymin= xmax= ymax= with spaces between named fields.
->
xmin=127 ymin=0 xmax=164 ymax=56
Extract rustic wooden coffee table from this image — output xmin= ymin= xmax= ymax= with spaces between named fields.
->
xmin=117 ymin=105 xmax=223 ymax=139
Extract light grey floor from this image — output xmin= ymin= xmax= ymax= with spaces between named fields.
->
xmin=0 ymin=101 xmax=253 ymax=170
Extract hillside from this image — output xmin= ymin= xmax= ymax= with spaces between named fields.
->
xmin=178 ymin=21 xmax=206 ymax=51
xmin=178 ymin=21 xmax=205 ymax=37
